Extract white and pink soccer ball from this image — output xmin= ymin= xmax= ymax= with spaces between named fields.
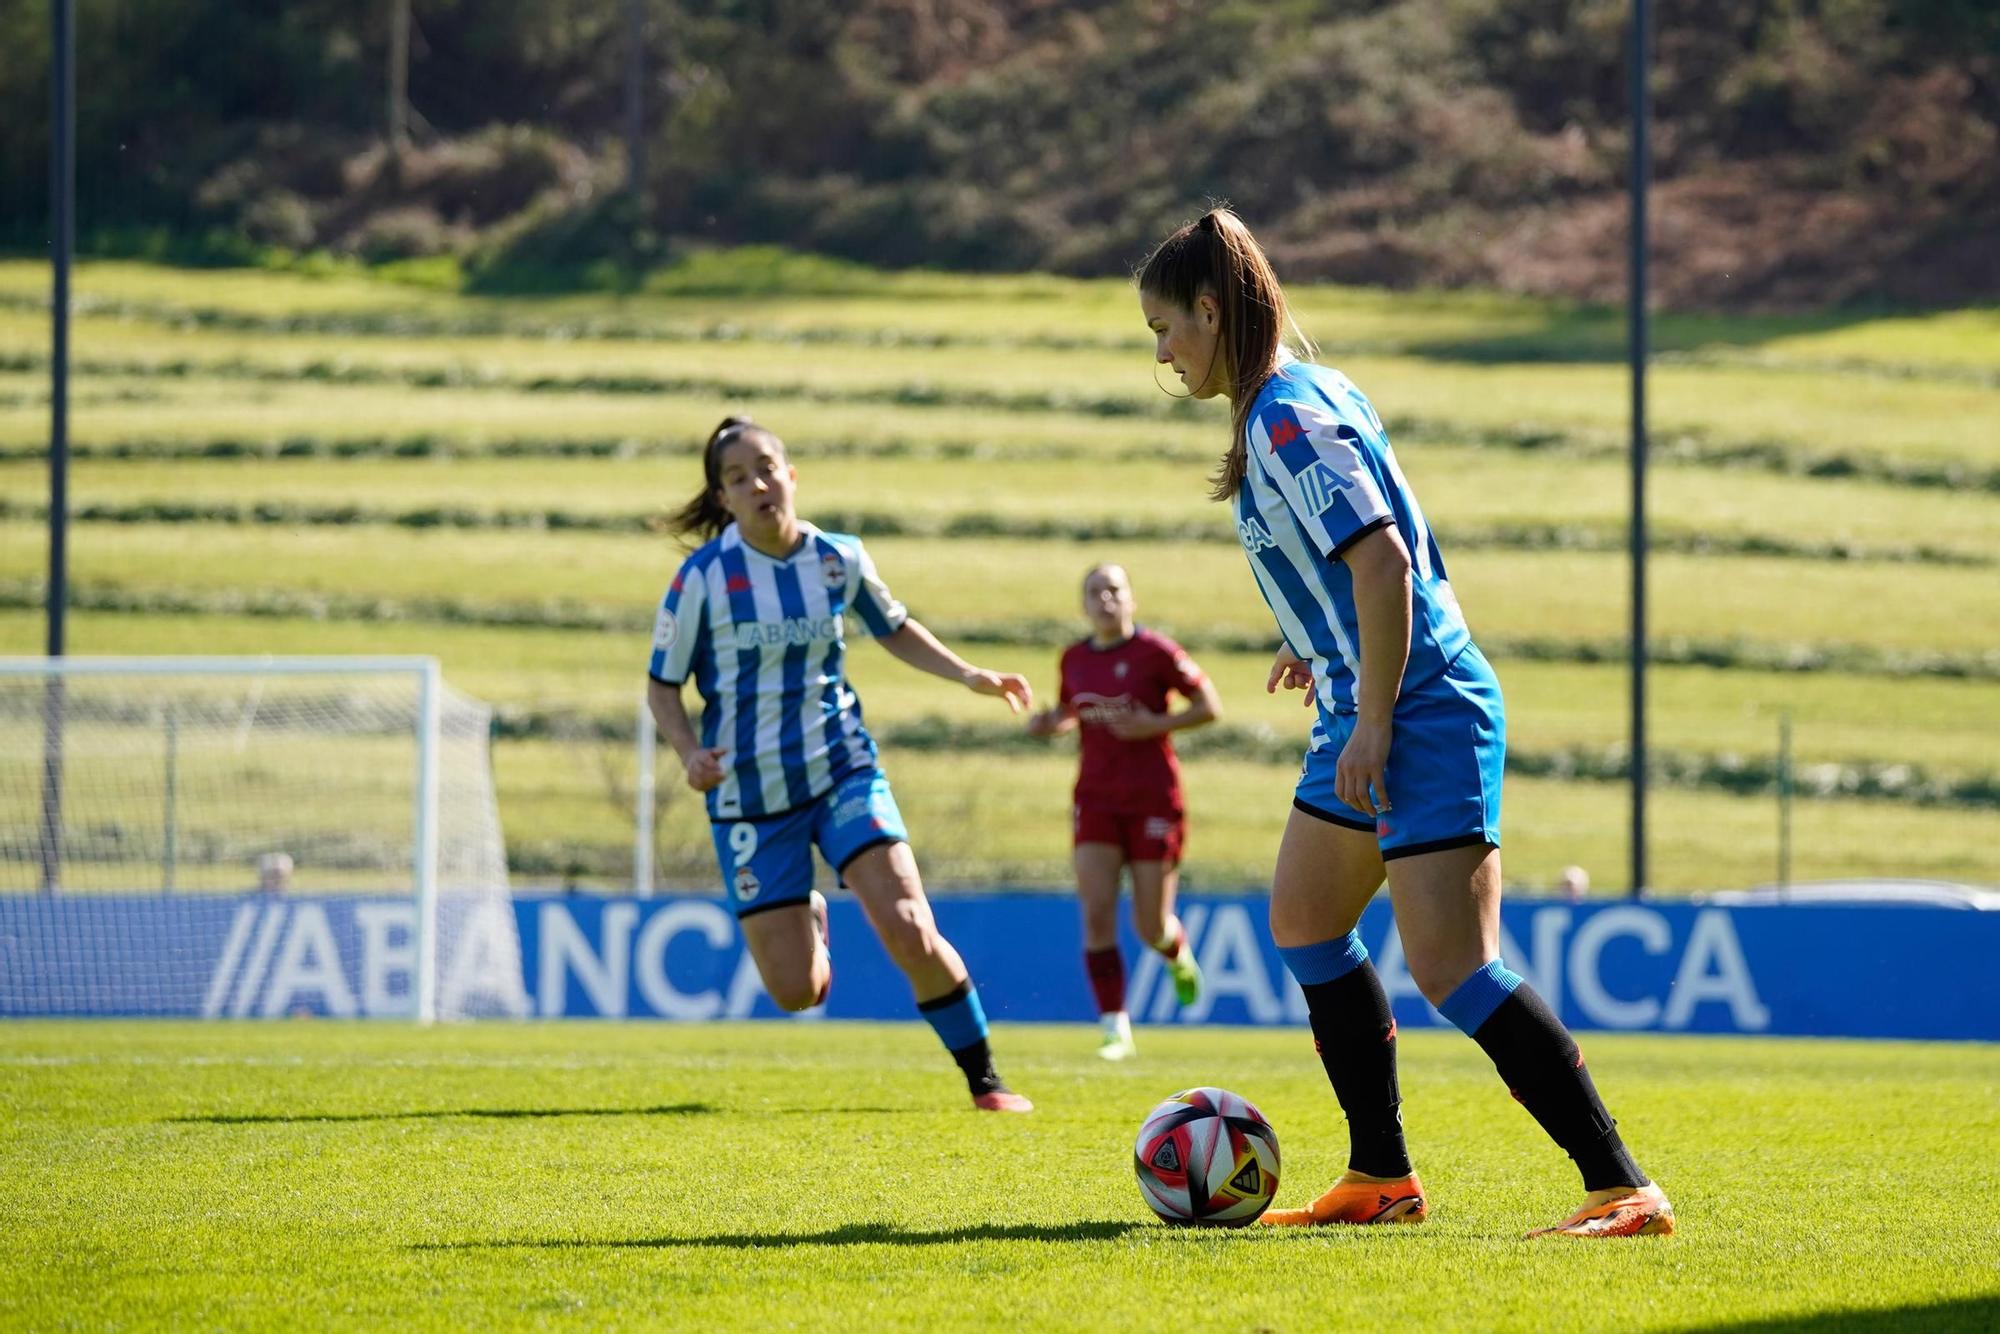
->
xmin=1133 ymin=1087 xmax=1281 ymax=1226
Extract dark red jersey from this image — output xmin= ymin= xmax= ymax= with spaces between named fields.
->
xmin=1059 ymin=628 xmax=1207 ymax=815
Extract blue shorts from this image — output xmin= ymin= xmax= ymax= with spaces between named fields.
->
xmin=709 ymin=768 xmax=908 ymax=918
xmin=1294 ymin=645 xmax=1504 ymax=860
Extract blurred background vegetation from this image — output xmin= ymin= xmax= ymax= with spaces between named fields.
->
xmin=0 ymin=2 xmax=1994 ymax=895
xmin=1 ymin=0 xmax=1996 ymax=306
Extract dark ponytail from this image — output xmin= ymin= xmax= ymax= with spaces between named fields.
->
xmin=1137 ymin=208 xmax=1311 ymax=501
xmin=668 ymin=415 xmax=781 ymax=546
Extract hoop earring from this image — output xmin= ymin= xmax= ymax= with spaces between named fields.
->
xmin=1152 ymin=341 xmax=1221 ymax=402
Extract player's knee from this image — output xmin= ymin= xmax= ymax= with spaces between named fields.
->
xmin=1404 ymin=952 xmax=1478 ymax=1008
xmin=768 ymin=975 xmax=822 ymax=1012
xmin=1082 ymin=901 xmax=1120 ymax=941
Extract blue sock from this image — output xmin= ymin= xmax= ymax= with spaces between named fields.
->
xmin=1438 ymin=959 xmax=1525 ymax=1036
xmin=919 ymin=980 xmax=1004 ymax=1096
xmin=1278 ymin=931 xmax=1369 ymax=986
xmin=917 ymin=979 xmax=989 ymax=1053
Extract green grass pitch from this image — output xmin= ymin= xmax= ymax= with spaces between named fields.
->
xmin=4 ymin=1021 xmax=1996 ymax=1330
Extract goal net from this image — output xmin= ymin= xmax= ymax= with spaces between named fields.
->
xmin=0 ymin=657 xmax=527 ymax=1020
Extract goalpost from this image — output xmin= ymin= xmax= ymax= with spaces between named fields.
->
xmin=0 ymin=656 xmax=525 ymax=1021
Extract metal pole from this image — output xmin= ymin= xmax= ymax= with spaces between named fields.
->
xmin=635 ymin=691 xmax=656 ymax=897
xmin=388 ymin=0 xmax=410 ymax=151
xmin=624 ymin=0 xmax=646 ymax=195
xmin=1627 ymin=0 xmax=1651 ymax=898
xmin=39 ymin=0 xmax=75 ymax=895
xmin=163 ymin=704 xmax=178 ymax=893
xmin=411 ymin=660 xmax=441 ymax=1023
xmin=1777 ymin=712 xmax=1793 ymax=897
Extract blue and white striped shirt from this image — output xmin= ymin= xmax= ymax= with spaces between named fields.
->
xmin=1236 ymin=353 xmax=1472 ymax=744
xmin=649 ymin=521 xmax=908 ymax=820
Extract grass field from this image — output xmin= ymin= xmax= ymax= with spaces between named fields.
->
xmin=2 ymin=1020 xmax=1996 ymax=1331
xmin=0 ymin=256 xmax=1995 ymax=893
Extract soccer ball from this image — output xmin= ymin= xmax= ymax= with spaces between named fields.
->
xmin=1133 ymin=1087 xmax=1280 ymax=1227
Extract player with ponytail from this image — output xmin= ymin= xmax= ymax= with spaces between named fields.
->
xmin=1137 ymin=209 xmax=1673 ymax=1237
xmin=649 ymin=415 xmax=1035 ymax=1112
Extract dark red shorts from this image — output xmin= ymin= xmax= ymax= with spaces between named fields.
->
xmin=1073 ymin=806 xmax=1185 ymax=865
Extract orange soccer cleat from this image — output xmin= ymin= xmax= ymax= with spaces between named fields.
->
xmin=1260 ymin=1170 xmax=1428 ymax=1227
xmin=1527 ymin=1183 xmax=1675 ymax=1239
xmin=972 ymin=1089 xmax=1035 ymax=1113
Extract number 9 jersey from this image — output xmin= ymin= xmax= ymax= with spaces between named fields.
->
xmin=649 ymin=521 xmax=907 ymax=822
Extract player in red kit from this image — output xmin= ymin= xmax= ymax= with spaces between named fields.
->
xmin=1025 ymin=563 xmax=1222 ymax=1059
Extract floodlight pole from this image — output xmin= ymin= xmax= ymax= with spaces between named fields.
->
xmin=624 ymin=0 xmax=646 ymax=195
xmin=40 ymin=0 xmax=75 ymax=894
xmin=1627 ymin=0 xmax=1652 ymax=898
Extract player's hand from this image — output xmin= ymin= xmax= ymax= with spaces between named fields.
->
xmin=680 ymin=746 xmax=728 ymax=793
xmin=1266 ymin=645 xmax=1315 ymax=707
xmin=1107 ymin=706 xmax=1169 ymax=740
xmin=1024 ymin=708 xmax=1061 ymax=738
xmin=966 ymin=669 xmax=1033 ymax=715
xmin=1334 ymin=720 xmax=1392 ymax=818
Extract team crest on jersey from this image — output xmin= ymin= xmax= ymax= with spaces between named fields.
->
xmin=1298 ymin=461 xmax=1354 ymax=516
xmin=1114 ymin=661 xmax=1129 ymax=679
xmin=733 ymin=866 xmax=761 ymax=901
xmin=820 ymin=550 xmax=846 ymax=588
xmin=1237 ymin=515 xmax=1278 ymax=553
xmin=652 ymin=605 xmax=678 ymax=650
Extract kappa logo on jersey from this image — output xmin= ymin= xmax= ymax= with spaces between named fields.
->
xmin=820 ymin=550 xmax=846 ymax=588
xmin=733 ymin=866 xmax=761 ymax=901
xmin=726 ymin=574 xmax=754 ymax=594
xmin=652 ymin=605 xmax=678 ymax=650
xmin=734 ymin=615 xmax=843 ymax=650
xmin=1267 ymin=416 xmax=1306 ymax=452
xmin=1298 ymin=461 xmax=1355 ymax=516
xmin=1236 ymin=514 xmax=1278 ymax=552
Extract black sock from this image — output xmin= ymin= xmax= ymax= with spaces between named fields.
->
xmin=948 ymin=1039 xmax=1006 ymax=1098
xmin=1469 ymin=984 xmax=1648 ymax=1192
xmin=1300 ymin=962 xmax=1413 ymax=1178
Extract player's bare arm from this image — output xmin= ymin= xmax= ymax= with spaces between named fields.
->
xmin=1105 ymin=674 xmax=1222 ymax=740
xmin=879 ymin=619 xmax=1034 ymax=714
xmin=1025 ymin=699 xmax=1078 ymax=738
xmin=1334 ymin=524 xmax=1413 ymax=817
xmin=1266 ymin=643 xmax=1315 ymax=705
xmin=646 ymin=676 xmax=727 ymax=792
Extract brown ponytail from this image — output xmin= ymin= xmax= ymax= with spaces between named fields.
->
xmin=1137 ymin=208 xmax=1312 ymax=501
xmin=668 ymin=415 xmax=782 ymax=546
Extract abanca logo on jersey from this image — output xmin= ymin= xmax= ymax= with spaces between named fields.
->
xmin=1237 ymin=515 xmax=1278 ymax=552
xmin=1297 ymin=461 xmax=1355 ymax=516
xmin=734 ymin=614 xmax=843 ymax=650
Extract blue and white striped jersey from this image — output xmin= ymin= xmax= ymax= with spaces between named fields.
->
xmin=649 ymin=521 xmax=909 ymax=820
xmin=1235 ymin=352 xmax=1472 ymax=739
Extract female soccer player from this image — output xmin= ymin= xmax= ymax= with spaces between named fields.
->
xmin=1025 ymin=563 xmax=1220 ymax=1060
xmin=647 ymin=416 xmax=1034 ymax=1113
xmin=1136 ymin=209 xmax=1673 ymax=1236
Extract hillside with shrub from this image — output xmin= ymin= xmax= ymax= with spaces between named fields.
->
xmin=1 ymin=0 xmax=1995 ymax=307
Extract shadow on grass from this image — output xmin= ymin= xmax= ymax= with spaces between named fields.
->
xmin=166 ymin=1102 xmax=715 ymax=1125
xmin=1702 ymin=1295 xmax=2000 ymax=1333
xmin=416 ymin=1220 xmax=1146 ymax=1251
